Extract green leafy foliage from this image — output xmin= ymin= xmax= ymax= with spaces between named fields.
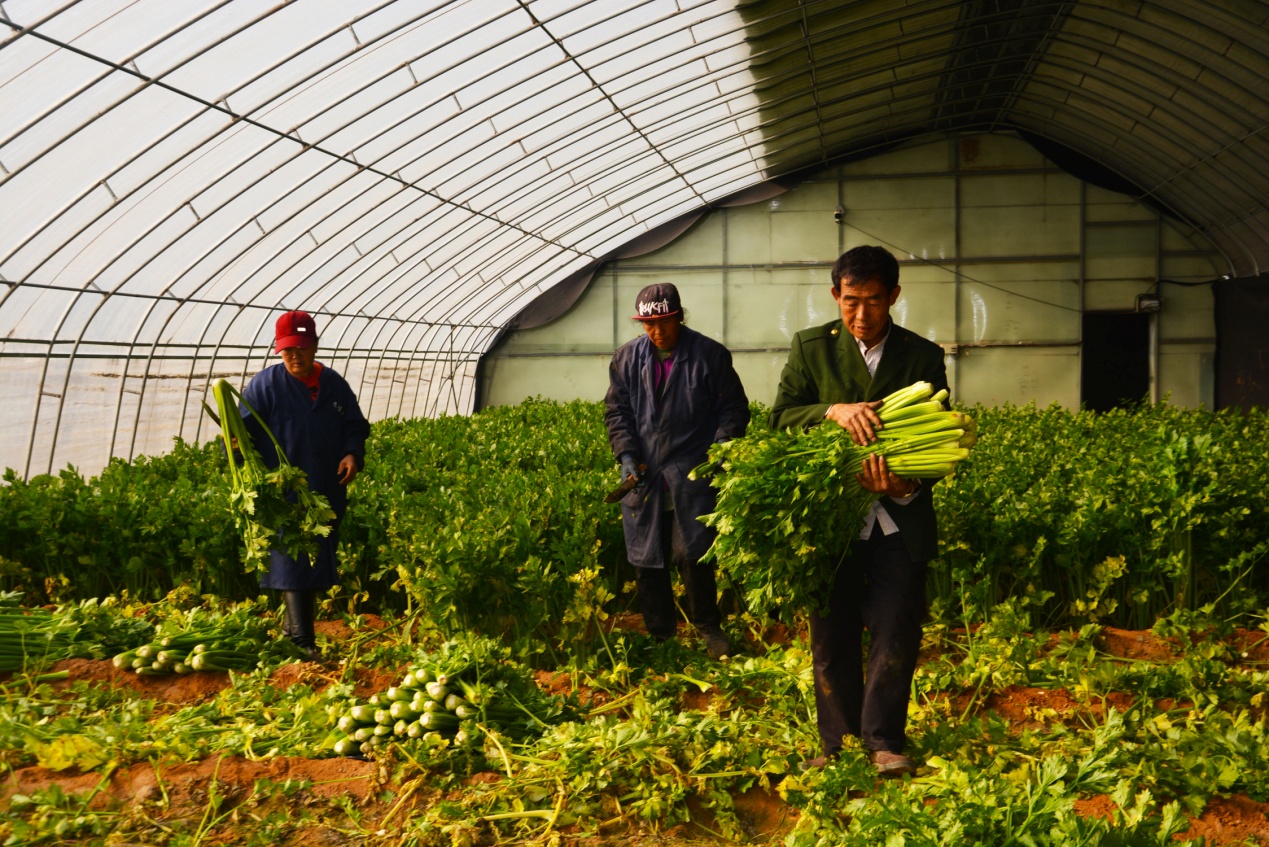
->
xmin=2 ymin=783 xmax=119 ymax=844
xmin=345 ymin=399 xmax=628 ymax=652
xmin=0 ymin=593 xmax=155 ymax=672
xmin=697 ymin=424 xmax=876 ymax=620
xmin=0 ymin=589 xmax=1266 ymax=845
xmin=2 ymin=398 xmax=1268 ymax=631
xmin=935 ymin=402 xmax=1269 ymax=626
xmin=0 ymin=441 xmax=251 ymax=602
xmin=0 ymin=399 xmax=1267 ymax=845
xmin=697 ymin=382 xmax=975 ymax=622
xmin=211 ymin=379 xmax=336 ymax=573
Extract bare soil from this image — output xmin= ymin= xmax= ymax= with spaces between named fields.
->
xmin=4 ymin=624 xmax=1268 ymax=845
xmin=4 ymin=755 xmax=378 ymax=809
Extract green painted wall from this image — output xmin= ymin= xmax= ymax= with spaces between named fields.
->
xmin=481 ymin=132 xmax=1225 ymax=411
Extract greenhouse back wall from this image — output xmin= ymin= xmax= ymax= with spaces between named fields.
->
xmin=480 ymin=132 xmax=1225 ymax=413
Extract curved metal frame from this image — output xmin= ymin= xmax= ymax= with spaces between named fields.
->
xmin=2 ymin=0 xmax=1267 ymax=476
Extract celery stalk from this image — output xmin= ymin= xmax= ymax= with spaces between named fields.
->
xmin=697 ymin=380 xmax=978 ymax=620
xmin=210 ymin=379 xmax=336 ymax=573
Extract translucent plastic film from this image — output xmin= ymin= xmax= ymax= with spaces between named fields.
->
xmin=2 ymin=0 xmax=1264 ymax=478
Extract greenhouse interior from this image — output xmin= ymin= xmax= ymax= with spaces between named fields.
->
xmin=2 ymin=1 xmax=1269 ymax=845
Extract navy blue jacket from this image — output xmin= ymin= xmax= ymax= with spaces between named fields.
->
xmin=604 ymin=326 xmax=750 ymax=568
xmin=241 ymin=362 xmax=370 ymax=590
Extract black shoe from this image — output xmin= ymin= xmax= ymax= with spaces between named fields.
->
xmin=700 ymin=628 xmax=732 ymax=659
xmin=283 ymin=591 xmax=322 ymax=661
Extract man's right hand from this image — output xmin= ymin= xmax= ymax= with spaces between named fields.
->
xmin=825 ymin=400 xmax=884 ymax=446
xmin=620 ymin=453 xmax=642 ymax=484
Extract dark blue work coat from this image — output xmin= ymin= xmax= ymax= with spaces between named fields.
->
xmin=241 ymin=362 xmax=370 ymax=591
xmin=603 ymin=326 xmax=750 ymax=568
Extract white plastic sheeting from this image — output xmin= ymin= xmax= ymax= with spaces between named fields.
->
xmin=1 ymin=0 xmax=767 ymax=475
xmin=3 ymin=0 xmax=1269 ymax=477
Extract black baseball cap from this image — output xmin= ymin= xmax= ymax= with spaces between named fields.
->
xmin=633 ymin=283 xmax=682 ymax=320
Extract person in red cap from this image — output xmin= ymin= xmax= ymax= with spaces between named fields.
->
xmin=239 ymin=310 xmax=370 ymax=661
xmin=603 ymin=283 xmax=750 ymax=659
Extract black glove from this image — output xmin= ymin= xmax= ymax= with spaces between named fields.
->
xmin=619 ymin=453 xmax=642 ymax=485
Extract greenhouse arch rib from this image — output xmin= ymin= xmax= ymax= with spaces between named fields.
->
xmin=0 ymin=4 xmax=583 ymax=475
xmin=7 ymin=0 xmax=761 ymax=477
xmin=4 ymin=0 xmax=1269 ymax=477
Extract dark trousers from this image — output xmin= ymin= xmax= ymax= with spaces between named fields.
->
xmin=634 ymin=514 xmax=722 ymax=639
xmin=809 ymin=531 xmax=927 ymax=755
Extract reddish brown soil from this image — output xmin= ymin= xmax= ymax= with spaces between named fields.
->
xmin=1229 ymin=629 xmax=1269 ymax=664
xmin=2 ymin=754 xmax=378 ymax=808
xmin=1073 ymin=793 xmax=1269 ymax=844
xmin=12 ymin=626 xmax=1269 ymax=845
xmin=1073 ymin=793 xmax=1117 ymax=821
xmin=680 ymin=785 xmax=794 ymax=842
xmin=732 ymin=785 xmax=796 ymax=840
xmin=533 ymin=669 xmax=576 ymax=698
xmin=1094 ymin=626 xmax=1269 ymax=666
xmin=605 ymin=611 xmax=799 ymax=659
xmin=49 ymin=658 xmax=234 ymax=704
xmin=314 ymin=612 xmax=390 ymax=640
xmin=681 ymin=688 xmax=713 ymax=711
xmin=753 ymin=622 xmax=798 ymax=647
xmin=1183 ymin=794 xmax=1269 ymax=845
xmin=48 ymin=657 xmax=405 ymax=705
xmin=348 ymin=665 xmax=407 ymax=699
xmin=267 ymin=659 xmax=343 ymax=692
xmin=605 ymin=611 xmax=649 ymax=635
xmin=963 ymin=686 xmax=1144 ymax=729
xmin=1098 ymin=627 xmax=1181 ymax=661
xmin=532 ymin=669 xmax=612 ymax=711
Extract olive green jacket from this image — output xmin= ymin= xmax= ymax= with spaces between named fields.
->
xmin=769 ymin=319 xmax=949 ymax=561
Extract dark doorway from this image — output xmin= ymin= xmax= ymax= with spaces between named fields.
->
xmin=1214 ymin=275 xmax=1269 ymax=411
xmin=1082 ymin=312 xmax=1150 ymax=411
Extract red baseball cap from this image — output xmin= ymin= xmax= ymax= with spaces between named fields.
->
xmin=274 ymin=310 xmax=318 ymax=352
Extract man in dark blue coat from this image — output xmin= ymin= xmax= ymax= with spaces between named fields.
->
xmin=241 ymin=310 xmax=370 ymax=660
xmin=603 ymin=283 xmax=750 ymax=658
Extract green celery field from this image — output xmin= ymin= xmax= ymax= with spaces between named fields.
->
xmin=0 ymin=399 xmax=1267 ymax=845
xmin=4 ymin=399 xmax=1268 ymax=630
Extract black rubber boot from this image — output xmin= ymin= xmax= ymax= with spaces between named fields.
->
xmin=282 ymin=591 xmax=321 ymax=661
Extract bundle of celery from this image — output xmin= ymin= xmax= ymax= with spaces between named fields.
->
xmin=0 ymin=593 xmax=155 ymax=672
xmin=0 ymin=606 xmax=77 ymax=673
xmin=210 ymin=379 xmax=336 ymax=573
xmin=695 ymin=381 xmax=976 ymax=621
xmin=112 ymin=626 xmax=301 ymax=675
xmin=330 ymin=635 xmax=568 ymax=758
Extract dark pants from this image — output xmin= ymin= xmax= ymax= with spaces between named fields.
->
xmin=634 ymin=514 xmax=722 ymax=639
xmin=809 ymin=531 xmax=927 ymax=755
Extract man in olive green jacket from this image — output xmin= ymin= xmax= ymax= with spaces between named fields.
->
xmin=770 ymin=245 xmax=948 ymax=777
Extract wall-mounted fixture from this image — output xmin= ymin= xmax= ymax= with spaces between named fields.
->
xmin=834 ymin=205 xmax=844 ymax=224
xmin=1136 ymin=292 xmax=1161 ymax=313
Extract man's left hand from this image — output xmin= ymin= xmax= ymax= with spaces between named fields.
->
xmin=337 ymin=455 xmax=360 ymax=485
xmin=855 ymin=454 xmax=916 ymax=498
